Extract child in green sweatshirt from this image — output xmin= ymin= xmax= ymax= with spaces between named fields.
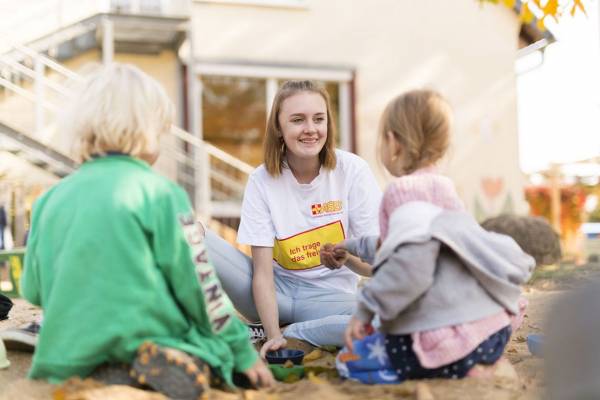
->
xmin=21 ymin=63 xmax=273 ymax=399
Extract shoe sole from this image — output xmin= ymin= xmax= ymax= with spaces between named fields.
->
xmin=90 ymin=363 xmax=140 ymax=386
xmin=132 ymin=342 xmax=209 ymax=400
xmin=0 ymin=332 xmax=36 ymax=352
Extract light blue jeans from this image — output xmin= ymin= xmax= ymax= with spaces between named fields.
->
xmin=205 ymin=231 xmax=355 ymax=346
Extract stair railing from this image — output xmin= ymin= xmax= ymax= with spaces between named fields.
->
xmin=0 ymin=44 xmax=253 ymax=219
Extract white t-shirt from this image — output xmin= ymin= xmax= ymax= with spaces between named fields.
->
xmin=237 ymin=150 xmax=381 ymax=293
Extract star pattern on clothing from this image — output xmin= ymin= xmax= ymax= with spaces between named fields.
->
xmin=366 ymin=338 xmax=388 ymax=365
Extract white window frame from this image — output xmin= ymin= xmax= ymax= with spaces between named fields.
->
xmin=110 ymin=0 xmax=166 ymax=13
xmin=193 ymin=0 xmax=308 ymax=10
xmin=194 ymin=62 xmax=353 ymax=151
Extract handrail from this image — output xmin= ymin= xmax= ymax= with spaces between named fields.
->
xmin=0 ymin=58 xmax=73 ymax=98
xmin=171 ymin=126 xmax=254 ymax=176
xmin=0 ymin=120 xmax=78 ymax=174
xmin=210 ymin=169 xmax=247 ymax=194
xmin=11 ymin=44 xmax=84 ymax=83
xmin=205 ymin=142 xmax=255 ymax=176
xmin=0 ymin=77 xmax=59 ymax=113
xmin=0 ymin=43 xmax=248 ymax=218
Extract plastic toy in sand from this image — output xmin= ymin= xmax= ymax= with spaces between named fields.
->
xmin=527 ymin=334 xmax=544 ymax=357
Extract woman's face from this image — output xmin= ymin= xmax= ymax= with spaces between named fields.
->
xmin=278 ymin=92 xmax=328 ymax=162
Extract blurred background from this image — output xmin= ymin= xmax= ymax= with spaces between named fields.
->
xmin=0 ymin=0 xmax=597 ymax=266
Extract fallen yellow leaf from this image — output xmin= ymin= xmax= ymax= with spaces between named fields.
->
xmin=283 ymin=373 xmax=300 ymax=384
xmin=243 ymin=391 xmax=260 ymax=400
xmin=303 ymin=349 xmax=322 ymax=362
xmin=307 ymin=371 xmax=326 ymax=385
xmin=337 ymin=352 xmax=361 ymax=362
xmin=52 ymin=389 xmax=66 ymax=400
xmin=415 ymin=382 xmax=435 ymax=400
xmin=514 ymin=335 xmax=527 ymax=343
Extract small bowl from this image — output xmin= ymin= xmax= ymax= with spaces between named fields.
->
xmin=527 ymin=334 xmax=544 ymax=357
xmin=268 ymin=364 xmax=305 ymax=381
xmin=265 ymin=349 xmax=305 ymax=365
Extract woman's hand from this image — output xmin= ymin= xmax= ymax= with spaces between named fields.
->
xmin=320 ymin=243 xmax=349 ymax=269
xmin=344 ymin=316 xmax=373 ymax=351
xmin=243 ymin=357 xmax=275 ymax=388
xmin=259 ymin=334 xmax=288 ymax=359
xmin=251 ymin=246 xmax=286 ymax=358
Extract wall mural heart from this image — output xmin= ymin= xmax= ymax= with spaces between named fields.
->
xmin=481 ymin=177 xmax=504 ymax=200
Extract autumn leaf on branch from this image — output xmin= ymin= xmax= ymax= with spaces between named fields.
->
xmin=571 ymin=0 xmax=587 ymax=16
xmin=543 ymin=0 xmax=560 ymax=21
xmin=521 ymin=2 xmax=535 ymax=24
xmin=480 ymin=0 xmax=589 ymax=28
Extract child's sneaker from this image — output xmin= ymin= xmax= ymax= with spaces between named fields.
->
xmin=0 ymin=294 xmax=13 ymax=321
xmin=131 ymin=341 xmax=210 ymax=400
xmin=90 ymin=363 xmax=141 ymax=386
xmin=0 ymin=321 xmax=40 ymax=352
xmin=248 ymin=323 xmax=266 ymax=344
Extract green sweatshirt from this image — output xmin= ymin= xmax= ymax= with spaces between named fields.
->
xmin=21 ymin=155 xmax=257 ymax=385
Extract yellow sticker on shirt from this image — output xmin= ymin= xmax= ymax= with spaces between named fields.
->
xmin=273 ymin=220 xmax=346 ymax=270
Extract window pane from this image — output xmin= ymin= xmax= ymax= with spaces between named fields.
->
xmin=323 ymin=82 xmax=341 ymax=146
xmin=201 ymin=76 xmax=266 ymax=166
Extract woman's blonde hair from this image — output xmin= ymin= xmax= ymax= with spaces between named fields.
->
xmin=63 ymin=63 xmax=174 ymax=162
xmin=380 ymin=89 xmax=452 ymax=174
xmin=264 ymin=80 xmax=337 ymax=176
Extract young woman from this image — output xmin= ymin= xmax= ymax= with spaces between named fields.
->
xmin=205 ymin=80 xmax=381 ymax=356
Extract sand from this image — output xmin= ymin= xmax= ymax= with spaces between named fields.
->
xmin=0 ymin=287 xmax=557 ymax=400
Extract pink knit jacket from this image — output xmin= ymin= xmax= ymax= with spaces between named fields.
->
xmin=380 ymin=167 xmax=522 ymax=368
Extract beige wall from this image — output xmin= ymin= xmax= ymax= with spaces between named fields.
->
xmin=113 ymin=51 xmax=181 ymax=180
xmin=61 ymin=49 xmax=180 ymax=116
xmin=190 ymin=0 xmax=528 ymax=218
xmin=61 ymin=49 xmax=181 ymax=180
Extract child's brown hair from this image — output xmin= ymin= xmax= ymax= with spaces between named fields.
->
xmin=380 ymin=89 xmax=452 ymax=174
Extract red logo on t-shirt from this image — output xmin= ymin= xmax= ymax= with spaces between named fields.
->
xmin=311 ymin=203 xmax=323 ymax=215
xmin=311 ymin=201 xmax=342 ymax=216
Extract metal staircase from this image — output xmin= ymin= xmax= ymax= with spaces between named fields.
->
xmin=0 ymin=45 xmax=252 ymax=221
xmin=0 ymin=120 xmax=77 ymax=178
xmin=0 ymin=43 xmax=80 ymax=177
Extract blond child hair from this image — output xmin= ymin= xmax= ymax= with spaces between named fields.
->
xmin=62 ymin=63 xmax=174 ymax=162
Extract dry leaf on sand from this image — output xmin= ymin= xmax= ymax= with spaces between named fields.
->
xmin=415 ymin=382 xmax=435 ymax=400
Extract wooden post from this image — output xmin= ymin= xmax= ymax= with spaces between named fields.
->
xmin=550 ymin=163 xmax=561 ymax=234
xmin=34 ymin=55 xmax=45 ymax=136
xmin=102 ymin=17 xmax=114 ymax=65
